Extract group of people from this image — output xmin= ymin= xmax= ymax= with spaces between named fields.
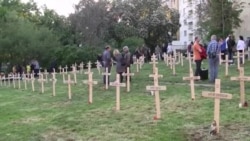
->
xmin=101 ymin=45 xmax=132 ymax=88
xmin=191 ymin=34 xmax=249 ymax=83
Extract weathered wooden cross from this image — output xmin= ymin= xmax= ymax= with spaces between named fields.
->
xmin=219 ymin=52 xmax=224 ymax=65
xmin=12 ymin=74 xmax=16 ymax=89
xmin=58 ymin=66 xmax=62 ymax=74
xmin=102 ymin=68 xmax=111 ymax=90
xmin=62 ymin=68 xmax=66 ymax=82
xmin=110 ymin=74 xmax=126 ymax=111
xmin=183 ymin=69 xmax=200 ymax=100
xmin=50 ymin=69 xmax=57 ymax=96
xmin=95 ymin=61 xmax=101 ymax=74
xmin=65 ymin=65 xmax=68 ymax=74
xmin=79 ymin=62 xmax=84 ymax=74
xmin=85 ymin=61 xmax=92 ymax=74
xmin=22 ymin=73 xmax=27 ymax=90
xmin=17 ymin=73 xmax=21 ymax=89
xmin=146 ymin=68 xmax=166 ymax=120
xmin=122 ymin=67 xmax=134 ymax=92
xmin=83 ymin=72 xmax=98 ymax=104
xmin=71 ymin=65 xmax=77 ymax=84
xmin=44 ymin=69 xmax=49 ymax=83
xmin=30 ymin=72 xmax=35 ymax=92
xmin=221 ymin=55 xmax=233 ymax=76
xmin=150 ymin=54 xmax=158 ymax=74
xmin=230 ymin=67 xmax=250 ymax=107
xmin=64 ymin=74 xmax=75 ymax=100
xmin=38 ymin=74 xmax=46 ymax=94
xmin=133 ymin=59 xmax=140 ymax=73
xmin=202 ymin=79 xmax=232 ymax=134
xmin=172 ymin=58 xmax=176 ymax=76
xmin=233 ymin=51 xmax=240 ymax=70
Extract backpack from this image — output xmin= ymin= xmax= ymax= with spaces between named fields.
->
xmin=121 ymin=54 xmax=126 ymax=66
xmin=200 ymin=46 xmax=207 ymax=59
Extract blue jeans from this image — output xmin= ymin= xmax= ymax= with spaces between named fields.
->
xmin=209 ymin=57 xmax=219 ymax=83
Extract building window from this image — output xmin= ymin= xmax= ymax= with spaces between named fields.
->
xmin=184 ymin=30 xmax=187 ymax=36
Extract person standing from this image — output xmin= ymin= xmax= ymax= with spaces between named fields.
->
xmin=187 ymin=41 xmax=194 ymax=55
xmin=102 ymin=45 xmax=112 ymax=87
xmin=113 ymin=49 xmax=125 ymax=83
xmin=219 ymin=38 xmax=227 ymax=60
xmin=227 ymin=35 xmax=236 ymax=64
xmin=236 ymin=35 xmax=245 ymax=64
xmin=123 ymin=46 xmax=131 ymax=81
xmin=207 ymin=35 xmax=220 ymax=83
xmin=193 ymin=37 xmax=202 ymax=77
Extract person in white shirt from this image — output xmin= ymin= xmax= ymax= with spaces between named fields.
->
xmin=167 ymin=43 xmax=173 ymax=56
xmin=237 ymin=36 xmax=245 ymax=64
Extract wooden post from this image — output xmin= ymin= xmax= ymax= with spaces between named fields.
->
xmin=64 ymin=74 xmax=74 ymax=100
xmin=134 ymin=59 xmax=140 ymax=73
xmin=12 ymin=74 xmax=16 ymax=89
xmin=183 ymin=69 xmax=200 ymax=100
xmin=95 ymin=61 xmax=101 ymax=74
xmin=102 ymin=67 xmax=111 ymax=90
xmin=79 ymin=62 xmax=84 ymax=74
xmin=219 ymin=52 xmax=224 ymax=65
xmin=50 ymin=69 xmax=57 ymax=96
xmin=230 ymin=67 xmax=250 ymax=107
xmin=122 ymin=67 xmax=134 ymax=92
xmin=4 ymin=76 xmax=7 ymax=86
xmin=71 ymin=66 xmax=77 ymax=84
xmin=242 ymin=50 xmax=245 ymax=64
xmin=83 ymin=72 xmax=98 ymax=104
xmin=0 ymin=75 xmax=2 ymax=87
xmin=30 ymin=72 xmax=35 ymax=92
xmin=202 ymin=79 xmax=232 ymax=134
xmin=150 ymin=54 xmax=158 ymax=74
xmin=110 ymin=74 xmax=126 ymax=111
xmin=22 ymin=73 xmax=27 ymax=90
xmin=163 ymin=53 xmax=167 ymax=64
xmin=62 ymin=68 xmax=66 ymax=82
xmin=38 ymin=74 xmax=46 ymax=94
xmin=233 ymin=52 xmax=240 ymax=70
xmin=146 ymin=68 xmax=166 ymax=120
xmin=86 ymin=61 xmax=92 ymax=74
xmin=172 ymin=58 xmax=176 ymax=75
xmin=17 ymin=73 xmax=21 ymax=89
xmin=187 ymin=53 xmax=193 ymax=71
xmin=221 ymin=55 xmax=232 ymax=76
xmin=65 ymin=65 xmax=68 ymax=74
xmin=43 ymin=69 xmax=48 ymax=83
xmin=58 ymin=66 xmax=62 ymax=74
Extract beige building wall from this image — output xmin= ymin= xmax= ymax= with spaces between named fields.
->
xmin=234 ymin=0 xmax=250 ymax=39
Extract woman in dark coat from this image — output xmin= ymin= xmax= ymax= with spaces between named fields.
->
xmin=113 ymin=49 xmax=125 ymax=83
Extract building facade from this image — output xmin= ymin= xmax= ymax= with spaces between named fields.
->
xmin=234 ymin=0 xmax=250 ymax=39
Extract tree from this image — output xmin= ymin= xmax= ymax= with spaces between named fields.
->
xmin=196 ymin=0 xmax=244 ymax=40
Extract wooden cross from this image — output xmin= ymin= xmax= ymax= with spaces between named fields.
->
xmin=65 ymin=65 xmax=68 ymax=74
xmin=62 ymin=68 xmax=66 ymax=82
xmin=202 ymin=79 xmax=232 ymax=134
xmin=64 ymin=74 xmax=75 ymax=100
xmin=163 ymin=53 xmax=168 ymax=65
xmin=79 ymin=62 xmax=84 ymax=74
xmin=71 ymin=66 xmax=77 ymax=84
xmin=83 ymin=72 xmax=98 ymax=104
xmin=38 ymin=70 xmax=42 ymax=79
xmin=146 ymin=68 xmax=166 ymax=120
xmin=110 ymin=74 xmax=126 ymax=111
xmin=58 ymin=66 xmax=62 ymax=74
xmin=38 ymin=74 xmax=46 ymax=94
xmin=22 ymin=73 xmax=27 ymax=90
xmin=17 ymin=73 xmax=21 ymax=89
xmin=122 ymin=67 xmax=134 ymax=92
xmin=133 ymin=59 xmax=140 ymax=73
xmin=95 ymin=61 xmax=101 ymax=74
xmin=172 ymin=58 xmax=176 ymax=76
xmin=233 ymin=52 xmax=240 ymax=70
xmin=183 ymin=69 xmax=200 ymax=100
xmin=150 ymin=54 xmax=158 ymax=73
xmin=219 ymin=52 xmax=224 ymax=65
xmin=221 ymin=55 xmax=233 ymax=76
xmin=44 ymin=69 xmax=49 ymax=83
xmin=102 ymin=67 xmax=111 ymax=90
xmin=140 ymin=55 xmax=145 ymax=65
xmin=30 ymin=72 xmax=35 ymax=92
xmin=12 ymin=74 xmax=16 ymax=89
xmin=7 ymin=74 xmax=11 ymax=87
xmin=187 ymin=53 xmax=193 ymax=71
xmin=50 ymin=69 xmax=57 ymax=96
xmin=180 ymin=53 xmax=184 ymax=66
xmin=85 ymin=61 xmax=92 ymax=74
xmin=3 ymin=76 xmax=7 ymax=86
xmin=230 ymin=67 xmax=250 ymax=107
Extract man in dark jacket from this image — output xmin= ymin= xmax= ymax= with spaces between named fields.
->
xmin=123 ymin=46 xmax=132 ymax=81
xmin=102 ymin=45 xmax=112 ymax=86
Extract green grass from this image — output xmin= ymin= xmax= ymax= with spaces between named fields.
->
xmin=1 ymin=59 xmax=250 ymax=141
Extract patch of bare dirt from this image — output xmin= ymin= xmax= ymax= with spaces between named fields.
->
xmin=186 ymin=123 xmax=250 ymax=141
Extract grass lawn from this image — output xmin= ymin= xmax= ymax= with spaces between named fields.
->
xmin=0 ymin=58 xmax=250 ymax=141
